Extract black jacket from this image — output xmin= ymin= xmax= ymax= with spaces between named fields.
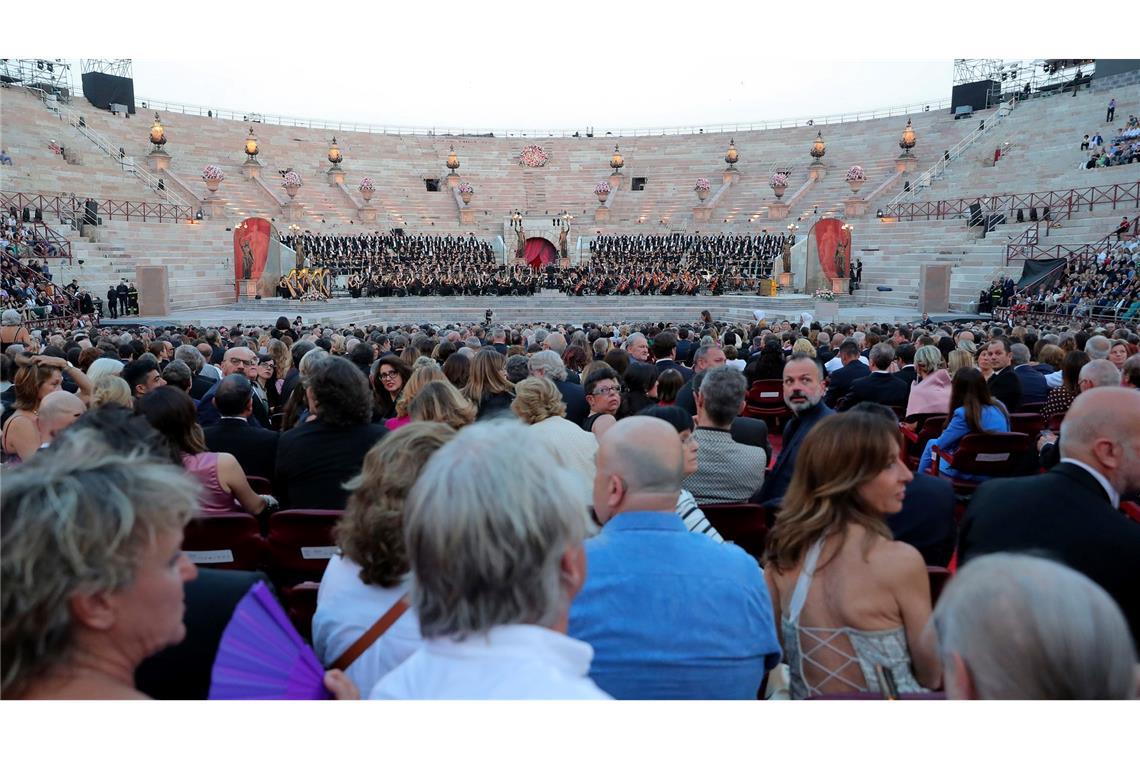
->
xmin=886 ymin=473 xmax=956 ymax=567
xmin=554 ymin=378 xmax=588 ymax=427
xmin=987 ymin=367 xmax=1022 ymax=412
xmin=823 ymin=361 xmax=870 ymax=409
xmin=841 ymin=371 xmax=911 ymax=410
xmin=750 ymin=402 xmax=835 ymax=507
xmin=959 ymin=462 xmax=1140 ymax=645
xmin=204 ymin=417 xmax=280 ymax=481
xmin=275 ymin=419 xmax=387 ymax=509
xmin=654 ymin=359 xmax=694 ymax=383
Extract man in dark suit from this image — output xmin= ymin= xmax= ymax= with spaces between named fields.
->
xmin=528 ymin=350 xmax=587 ymax=427
xmin=198 ymin=347 xmax=268 ymax=429
xmin=675 ymin=327 xmax=695 ymax=366
xmin=984 ymin=337 xmax=1022 ymax=412
xmin=203 ymin=374 xmax=279 ymax=481
xmin=958 ymin=387 xmax=1140 ymax=645
xmin=893 ymin=343 xmax=917 ymax=388
xmin=823 ymin=340 xmax=870 ymax=409
xmin=1011 ymin=342 xmax=1049 ymax=405
xmin=651 ymin=331 xmax=694 ymax=382
xmin=115 ymin=279 xmax=129 ymax=316
xmin=174 ymin=344 xmax=216 ymax=401
xmin=840 ymin=343 xmax=910 ymax=411
xmin=750 ymin=354 xmax=834 ymax=508
xmin=676 ymin=344 xmax=727 ymax=415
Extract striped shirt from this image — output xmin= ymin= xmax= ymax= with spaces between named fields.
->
xmin=675 ymin=489 xmax=724 ymax=543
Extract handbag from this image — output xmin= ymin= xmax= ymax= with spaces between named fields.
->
xmin=329 ymin=593 xmax=410 ymax=672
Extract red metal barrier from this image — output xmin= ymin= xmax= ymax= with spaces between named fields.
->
xmin=883 ymin=181 xmax=1140 ymax=222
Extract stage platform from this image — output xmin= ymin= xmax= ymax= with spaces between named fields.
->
xmin=101 ymin=292 xmax=970 ymax=329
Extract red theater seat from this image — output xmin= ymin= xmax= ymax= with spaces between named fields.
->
xmin=182 ymin=513 xmax=265 ymax=572
xmin=266 ymin=510 xmax=343 ymax=585
xmin=699 ymin=502 xmax=768 ymax=560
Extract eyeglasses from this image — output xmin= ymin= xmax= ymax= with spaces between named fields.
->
xmin=379 ymin=371 xmax=400 ymax=380
xmin=228 ymin=358 xmax=255 ymax=366
xmin=590 ymin=385 xmax=620 ymax=396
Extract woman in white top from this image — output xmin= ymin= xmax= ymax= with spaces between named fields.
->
xmin=764 ymin=412 xmax=941 ymax=698
xmin=511 ymin=377 xmax=598 ymax=489
xmin=312 ymin=422 xmax=457 ymax=695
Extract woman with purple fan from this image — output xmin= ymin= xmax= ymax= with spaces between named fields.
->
xmin=312 ymin=422 xmax=456 ymax=694
xmin=137 ymin=386 xmax=275 ymax=516
xmin=1 ymin=431 xmax=200 ymax=699
xmin=369 ymin=419 xmax=610 ymax=699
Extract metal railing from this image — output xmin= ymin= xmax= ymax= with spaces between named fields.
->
xmin=1 ymin=190 xmax=194 ymax=224
xmin=1 ymin=251 xmax=83 ymax=327
xmin=885 ymin=96 xmax=1018 ymax=207
xmin=132 ymin=94 xmax=953 ymax=139
xmin=883 ymin=181 xmax=1140 ymax=223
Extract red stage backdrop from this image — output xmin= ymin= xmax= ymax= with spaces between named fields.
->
xmin=524 ymin=238 xmax=557 ymax=269
xmin=234 ymin=218 xmax=271 ymax=283
xmin=811 ymin=218 xmax=853 ymax=279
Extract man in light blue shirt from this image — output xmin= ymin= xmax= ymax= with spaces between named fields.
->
xmin=569 ymin=417 xmax=781 ymax=699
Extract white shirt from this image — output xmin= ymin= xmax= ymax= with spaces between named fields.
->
xmin=1045 ymin=369 xmax=1063 ymax=388
xmin=1060 ymin=457 xmax=1120 ymax=511
xmin=824 ymin=354 xmax=869 ymax=373
xmin=312 ymin=555 xmax=423 ymax=695
xmin=370 ymin=624 xmax=611 ymax=700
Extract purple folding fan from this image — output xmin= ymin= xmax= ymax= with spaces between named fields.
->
xmin=209 ymin=581 xmax=331 ymax=700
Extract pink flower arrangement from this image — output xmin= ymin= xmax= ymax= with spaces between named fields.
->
xmin=358 ymin=177 xmax=375 ymax=192
xmin=595 ymin=181 xmax=612 ymax=194
xmin=845 ymin=165 xmax=866 ymax=182
xmin=768 ymin=172 xmax=789 ymax=189
xmin=457 ymin=181 xmax=474 ymax=194
xmin=281 ymin=170 xmax=303 ymax=188
xmin=518 ymin=144 xmax=550 ymax=167
xmin=694 ymin=178 xmax=711 ymax=192
xmin=201 ymin=165 xmax=225 ymax=182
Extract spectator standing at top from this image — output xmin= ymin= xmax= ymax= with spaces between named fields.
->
xmin=1107 ymin=97 xmax=1116 ymax=123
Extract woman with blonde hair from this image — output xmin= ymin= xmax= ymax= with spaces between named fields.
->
xmin=2 ymin=354 xmax=92 ymax=464
xmin=461 ymin=348 xmax=515 ymax=420
xmin=764 ymin=412 xmax=941 ymax=699
xmin=408 ymin=380 xmax=477 ymax=430
xmin=90 ymin=375 xmax=133 ymax=411
xmin=510 ymin=377 xmax=598 ymax=485
xmin=947 ymin=348 xmax=975 ymax=377
xmin=389 ymin=365 xmax=446 ymax=431
xmin=86 ymin=357 xmax=124 ymax=383
xmin=266 ymin=338 xmax=291 ymax=411
xmin=792 ymin=338 xmax=816 ymax=358
xmin=313 ymin=422 xmax=456 ymax=695
xmin=905 ymin=345 xmax=952 ymax=418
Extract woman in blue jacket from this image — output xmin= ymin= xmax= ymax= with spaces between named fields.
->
xmin=918 ymin=367 xmax=1010 ymax=478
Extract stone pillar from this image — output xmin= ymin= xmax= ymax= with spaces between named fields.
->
xmin=460 ymin=207 xmax=476 ymax=225
xmin=808 ymin=164 xmax=827 ymax=181
xmin=831 ymin=277 xmax=850 ymax=294
xmin=607 ymin=172 xmax=623 ymax=191
xmin=446 ymin=174 xmax=461 ymax=188
xmin=136 ymin=265 xmax=169 ymax=316
xmin=201 ymin=196 xmax=226 ymax=220
xmin=767 ymin=202 xmax=790 ymax=220
xmin=778 ymin=271 xmax=793 ymax=290
xmin=241 ymin=160 xmax=262 ymax=180
xmin=895 ymin=156 xmax=918 ymax=174
xmin=146 ymin=150 xmax=171 ymax=172
xmin=919 ymin=263 xmax=952 ymax=312
xmin=327 ymin=167 xmax=346 ymax=186
xmin=843 ymin=197 xmax=869 ymax=217
xmin=595 ymin=207 xmax=610 ymax=223
xmin=722 ymin=168 xmax=740 ymax=185
xmin=358 ymin=206 xmax=377 ymax=224
xmin=692 ymin=206 xmax=713 ymax=222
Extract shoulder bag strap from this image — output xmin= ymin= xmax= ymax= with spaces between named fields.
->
xmin=330 ymin=593 xmax=410 ymax=672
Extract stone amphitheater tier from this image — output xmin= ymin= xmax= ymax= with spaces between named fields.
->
xmin=3 ymin=83 xmax=1137 ymax=315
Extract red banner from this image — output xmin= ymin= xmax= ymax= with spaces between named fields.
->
xmin=524 ymin=237 xmax=557 ymax=270
xmin=234 ymin=218 xmax=271 ymax=283
xmin=812 ymin=218 xmax=853 ymax=280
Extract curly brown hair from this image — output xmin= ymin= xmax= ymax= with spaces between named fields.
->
xmin=334 ymin=422 xmax=456 ymax=588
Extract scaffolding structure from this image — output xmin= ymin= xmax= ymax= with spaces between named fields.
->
xmin=954 ymin=58 xmax=1099 ymax=101
xmin=80 ymin=59 xmax=133 ymax=78
xmin=0 ymin=58 xmax=74 ymax=101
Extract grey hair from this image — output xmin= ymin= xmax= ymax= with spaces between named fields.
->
xmin=1078 ymin=359 xmax=1121 ymax=389
xmin=0 ymin=430 xmax=200 ymax=696
xmin=1010 ymin=343 xmax=1030 ymax=366
xmin=932 ymin=553 xmax=1136 ymax=699
xmin=87 ymin=357 xmax=125 ymax=382
xmin=868 ymin=342 xmax=895 ymax=370
xmin=692 ymin=343 xmax=720 ymax=367
xmin=625 ymin=332 xmax=646 ymax=348
xmin=160 ymin=359 xmax=192 ymax=388
xmin=2 ymin=309 xmax=22 ymax=326
xmin=404 ymin=420 xmax=594 ymax=639
xmin=1084 ymin=335 xmax=1111 ymax=360
xmin=543 ymin=332 xmax=567 ymax=354
xmin=914 ymin=345 xmax=943 ymax=374
xmin=1039 ymin=333 xmax=1059 ymax=347
xmin=695 ymin=365 xmax=747 ymax=427
xmin=463 ymin=337 xmax=482 ymax=350
xmin=505 ymin=354 xmax=531 ymax=384
xmin=532 ymin=328 xmax=549 ymax=347
xmin=297 ymin=347 xmax=330 ymax=380
xmin=528 ymin=350 xmax=568 ymax=382
xmin=173 ymin=344 xmax=203 ymax=373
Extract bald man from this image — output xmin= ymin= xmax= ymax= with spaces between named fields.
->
xmin=569 ymin=417 xmax=781 ymax=699
xmin=35 ymin=391 xmax=86 ymax=454
xmin=959 ymin=386 xmax=1140 ymax=645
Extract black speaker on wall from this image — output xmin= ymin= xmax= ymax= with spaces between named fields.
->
xmin=951 ymin=80 xmax=1000 ymax=114
xmin=81 ymin=72 xmax=136 ymax=114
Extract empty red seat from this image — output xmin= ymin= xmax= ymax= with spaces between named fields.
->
xmin=930 ymin=432 xmax=1033 ymax=497
xmin=246 ymin=475 xmax=274 ymax=495
xmin=698 ymin=502 xmax=768 ymax=561
xmin=266 ymin=510 xmax=343 ymax=585
xmin=901 ymin=414 xmax=947 ymax=470
xmin=743 ymin=380 xmax=792 ymax=433
xmin=182 ymin=513 xmax=265 ymax=571
xmin=1008 ymin=412 xmax=1046 ymax=438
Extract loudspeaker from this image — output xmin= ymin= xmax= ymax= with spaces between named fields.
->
xmin=21 ymin=207 xmax=30 ymax=222
xmin=968 ymin=203 xmax=983 ymax=227
xmin=392 ymin=228 xmax=405 ymax=236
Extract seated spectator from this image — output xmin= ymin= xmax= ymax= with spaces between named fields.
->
xmin=655 ymin=368 xmax=684 ymax=406
xmin=1042 ymin=350 xmax=1090 ymax=419
xmin=33 ymin=390 xmax=86 ymax=454
xmin=616 ymin=360 xmax=658 ymax=419
xmin=370 ymin=420 xmax=605 ymax=699
xmin=918 ymin=368 xmax=1011 ymax=477
xmin=0 ymin=431 xmax=199 ymax=698
xmin=505 ymin=353 xmax=530 ymax=384
xmin=959 ymin=386 xmax=1140 ymax=644
xmin=983 ymin=337 xmax=1021 ymax=412
xmin=387 ymin=365 xmax=445 ymax=431
xmin=1011 ymin=343 xmax=1049 ymax=405
xmin=750 ymin=353 xmax=834 ymax=508
xmin=440 ymin=352 xmax=469 ymax=389
xmin=202 ymin=374 xmax=279 ymax=482
xmin=3 ymin=355 xmax=91 ymax=464
xmin=684 ymin=366 xmax=766 ymax=504
xmin=582 ymin=366 xmax=621 ymax=438
xmin=371 ymin=355 xmax=410 ymax=424
xmin=1108 ymin=339 xmax=1130 ymax=372
xmin=637 ymin=405 xmax=723 ymax=542
xmin=1037 ymin=360 xmax=1122 ymax=469
xmin=461 ymin=348 xmax=515 ymax=420
xmin=765 ymin=412 xmax=942 ymax=698
xmin=840 ymin=343 xmax=910 ymax=410
xmin=570 ymin=416 xmax=779 ymax=699
xmin=86 ymin=357 xmax=125 ymax=383
xmin=934 ymin=553 xmax=1137 ymax=699
xmin=511 ymin=377 xmax=597 ymax=486
xmin=275 ymin=356 xmax=387 ymax=509
xmin=407 ymin=380 xmax=476 ymax=430
xmin=528 ymin=350 xmax=588 ymax=426
xmin=138 ymin=386 xmax=270 ymax=516
xmin=160 ymin=359 xmax=192 ymax=393
xmin=314 ymin=423 xmax=456 ymax=695
xmin=906 ymin=345 xmax=952 ymax=417
xmin=823 ymin=340 xmax=870 ymax=408
xmin=1123 ymin=353 xmax=1140 ymax=388
xmin=175 ymin=344 xmax=215 ymax=401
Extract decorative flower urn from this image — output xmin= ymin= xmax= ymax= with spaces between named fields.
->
xmin=847 ymin=179 xmax=864 ymax=195
xmin=205 ymin=178 xmax=222 ymax=194
xmin=773 ymin=185 xmax=786 ymax=199
xmin=460 ymin=191 xmax=473 ymax=205
xmin=595 ymin=180 xmax=611 ymax=205
xmin=696 ymin=188 xmax=710 ymax=202
xmin=361 ymin=188 xmax=374 ymax=202
xmin=285 ymin=185 xmax=299 ymax=199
